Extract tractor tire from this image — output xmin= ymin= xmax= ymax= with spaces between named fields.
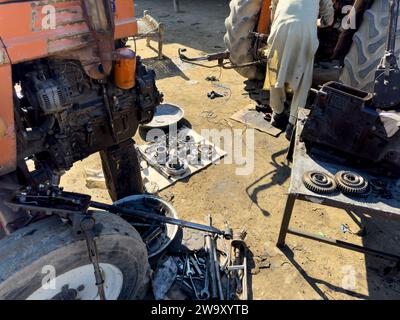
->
xmin=340 ymin=0 xmax=400 ymax=92
xmin=224 ymin=0 xmax=264 ymax=80
xmin=0 ymin=171 xmax=25 ymax=233
xmin=0 ymin=212 xmax=149 ymax=300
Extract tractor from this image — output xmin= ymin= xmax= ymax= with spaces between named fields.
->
xmin=0 ymin=0 xmax=162 ymax=299
xmin=222 ymin=0 xmax=400 ymax=174
xmin=224 ymin=0 xmax=398 ymax=106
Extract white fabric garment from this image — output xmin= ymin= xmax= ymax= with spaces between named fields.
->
xmin=265 ymin=0 xmax=334 ymax=124
xmin=380 ymin=112 xmax=400 ymax=138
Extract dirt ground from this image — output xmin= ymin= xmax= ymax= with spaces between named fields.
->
xmin=62 ymin=0 xmax=400 ymax=300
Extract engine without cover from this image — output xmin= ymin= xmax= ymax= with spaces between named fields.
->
xmin=13 ymin=56 xmax=162 ymax=176
xmin=301 ymin=81 xmax=400 ymax=175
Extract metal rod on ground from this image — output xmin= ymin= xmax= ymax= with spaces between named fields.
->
xmin=173 ymin=0 xmax=180 ymax=13
xmin=90 ymin=201 xmax=225 ymax=236
xmin=213 ymin=242 xmax=225 ymax=300
xmin=208 ymin=215 xmax=224 ymax=300
xmin=205 ymin=215 xmax=218 ymax=299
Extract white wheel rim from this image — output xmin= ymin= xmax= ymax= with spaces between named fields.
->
xmin=27 ymin=263 xmax=123 ymax=300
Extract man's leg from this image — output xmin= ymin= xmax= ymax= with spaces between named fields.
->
xmin=270 ymin=86 xmax=286 ymax=114
xmin=286 ymin=76 xmax=310 ymax=140
xmin=289 ymin=90 xmax=308 ymax=125
xmin=285 ymin=100 xmax=298 ymax=141
xmin=270 ymin=87 xmax=288 ymax=129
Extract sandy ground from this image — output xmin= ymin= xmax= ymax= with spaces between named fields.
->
xmin=62 ymin=0 xmax=400 ymax=300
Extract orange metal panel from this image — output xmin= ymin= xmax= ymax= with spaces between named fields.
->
xmin=0 ymin=0 xmax=137 ymax=64
xmin=0 ymin=41 xmax=16 ymax=175
xmin=257 ymin=0 xmax=272 ymax=34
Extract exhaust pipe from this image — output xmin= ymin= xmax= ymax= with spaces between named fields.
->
xmin=81 ymin=0 xmax=115 ymax=78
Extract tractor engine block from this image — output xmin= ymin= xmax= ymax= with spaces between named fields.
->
xmin=14 ymin=56 xmax=162 ymax=175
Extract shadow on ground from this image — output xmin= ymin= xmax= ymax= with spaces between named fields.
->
xmin=279 ymin=212 xmax=400 ymax=299
xmin=141 ymin=56 xmax=191 ymax=81
xmin=246 ymin=148 xmax=291 ymax=217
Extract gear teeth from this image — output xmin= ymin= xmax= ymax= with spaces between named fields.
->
xmin=303 ymin=171 xmax=337 ymax=194
xmin=335 ymin=171 xmax=369 ymax=196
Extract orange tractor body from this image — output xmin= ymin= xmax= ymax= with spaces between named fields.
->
xmin=0 ymin=0 xmax=138 ymax=175
xmin=257 ymin=0 xmax=272 ymax=34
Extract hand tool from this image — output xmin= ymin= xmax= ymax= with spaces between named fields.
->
xmin=207 ymin=214 xmax=225 ymax=300
xmin=199 ymin=268 xmax=211 ymax=300
xmin=189 ymin=255 xmax=203 ymax=277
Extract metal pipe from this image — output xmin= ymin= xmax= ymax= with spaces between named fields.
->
xmin=90 ymin=201 xmax=225 ymax=236
xmin=173 ymin=0 xmax=180 ymax=13
xmin=205 ymin=219 xmax=218 ymax=299
xmin=207 ymin=215 xmax=224 ymax=300
xmin=212 ymin=238 xmax=225 ymax=300
xmin=387 ymin=0 xmax=400 ymax=54
xmin=81 ymin=0 xmax=115 ymax=77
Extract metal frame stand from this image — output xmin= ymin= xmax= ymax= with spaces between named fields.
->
xmin=277 ymin=193 xmax=400 ymax=262
xmin=137 ymin=11 xmax=165 ymax=60
xmin=277 ymin=110 xmax=400 ymax=263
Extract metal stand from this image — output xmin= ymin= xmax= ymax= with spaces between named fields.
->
xmin=137 ymin=11 xmax=165 ymax=60
xmin=277 ymin=109 xmax=400 ymax=262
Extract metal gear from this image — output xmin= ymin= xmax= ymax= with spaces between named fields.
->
xmin=303 ymin=171 xmax=337 ymax=194
xmin=165 ymin=156 xmax=188 ymax=177
xmin=335 ymin=171 xmax=369 ymax=196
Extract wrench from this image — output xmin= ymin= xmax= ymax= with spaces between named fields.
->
xmin=194 ymin=253 xmax=206 ymax=267
xmin=188 ymin=274 xmax=200 ymax=300
xmin=185 ymin=255 xmax=200 ymax=299
xmin=186 ymin=255 xmax=195 ymax=277
xmin=199 ymin=267 xmax=210 ymax=300
xmin=189 ymin=256 xmax=203 ymax=277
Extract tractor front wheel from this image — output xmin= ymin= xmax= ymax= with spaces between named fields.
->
xmin=0 ymin=212 xmax=149 ymax=300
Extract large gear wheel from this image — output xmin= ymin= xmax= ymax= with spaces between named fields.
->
xmin=335 ymin=171 xmax=369 ymax=196
xmin=303 ymin=171 xmax=337 ymax=194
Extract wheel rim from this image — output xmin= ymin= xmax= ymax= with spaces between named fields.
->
xmin=27 ymin=263 xmax=123 ymax=300
xmin=114 ymin=195 xmax=179 ymax=258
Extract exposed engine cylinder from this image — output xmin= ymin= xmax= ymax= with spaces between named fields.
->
xmin=14 ymin=56 xmax=162 ymax=174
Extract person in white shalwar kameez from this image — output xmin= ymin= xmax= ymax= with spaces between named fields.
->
xmin=264 ymin=0 xmax=334 ymax=140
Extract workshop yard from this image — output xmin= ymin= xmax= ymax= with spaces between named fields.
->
xmin=61 ymin=0 xmax=400 ymax=300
